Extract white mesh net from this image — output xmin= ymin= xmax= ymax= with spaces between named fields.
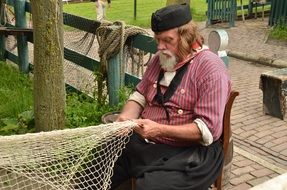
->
xmin=0 ymin=121 xmax=136 ymax=190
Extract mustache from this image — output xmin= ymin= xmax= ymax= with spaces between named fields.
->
xmin=159 ymin=50 xmax=173 ymax=57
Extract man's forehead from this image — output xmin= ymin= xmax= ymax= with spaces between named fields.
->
xmin=155 ymin=28 xmax=179 ymax=39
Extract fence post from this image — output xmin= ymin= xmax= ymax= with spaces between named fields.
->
xmin=269 ymin=0 xmax=287 ymax=26
xmin=107 ymin=53 xmax=124 ymax=106
xmin=0 ymin=3 xmax=6 ymax=61
xmin=14 ymin=0 xmax=29 ymax=73
xmin=0 ymin=35 xmax=5 ymax=61
xmin=134 ymin=0 xmax=137 ymax=20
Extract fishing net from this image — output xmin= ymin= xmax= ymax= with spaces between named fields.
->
xmin=0 ymin=121 xmax=136 ymax=190
xmin=62 ymin=14 xmax=151 ymax=97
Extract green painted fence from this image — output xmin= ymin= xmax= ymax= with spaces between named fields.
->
xmin=269 ymin=0 xmax=287 ymax=26
xmin=206 ymin=0 xmax=237 ymax=27
xmin=0 ymin=0 xmax=157 ymax=106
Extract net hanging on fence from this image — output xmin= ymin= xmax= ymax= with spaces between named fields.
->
xmin=62 ymin=14 xmax=152 ymax=96
xmin=0 ymin=121 xmax=136 ymax=190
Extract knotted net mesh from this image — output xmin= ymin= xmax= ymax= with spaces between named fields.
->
xmin=0 ymin=121 xmax=136 ymax=190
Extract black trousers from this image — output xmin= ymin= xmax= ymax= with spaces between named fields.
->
xmin=111 ymin=134 xmax=224 ymax=190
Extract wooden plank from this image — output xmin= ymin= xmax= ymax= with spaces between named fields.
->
xmin=6 ymin=51 xmax=18 ymax=64
xmin=64 ymin=47 xmax=100 ymax=71
xmin=0 ymin=27 xmax=33 ymax=35
xmin=63 ymin=13 xmax=101 ymax=33
xmin=124 ymin=73 xmax=141 ymax=86
xmin=129 ymin=34 xmax=157 ymax=54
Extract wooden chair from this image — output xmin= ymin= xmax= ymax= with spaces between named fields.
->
xmin=214 ymin=90 xmax=239 ymax=190
xmin=123 ymin=90 xmax=239 ymax=190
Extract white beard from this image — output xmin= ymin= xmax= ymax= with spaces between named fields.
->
xmin=159 ymin=50 xmax=178 ymax=71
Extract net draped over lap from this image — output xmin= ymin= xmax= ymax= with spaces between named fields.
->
xmin=0 ymin=121 xmax=136 ymax=190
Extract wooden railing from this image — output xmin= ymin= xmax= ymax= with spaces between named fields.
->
xmin=0 ymin=0 xmax=157 ymax=106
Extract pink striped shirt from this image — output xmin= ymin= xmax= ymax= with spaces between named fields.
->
xmin=136 ymin=50 xmax=231 ymax=146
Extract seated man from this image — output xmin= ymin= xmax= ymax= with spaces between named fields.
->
xmin=112 ymin=3 xmax=231 ymax=190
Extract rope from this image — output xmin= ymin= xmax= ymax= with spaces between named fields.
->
xmin=95 ymin=20 xmax=148 ymax=102
xmin=0 ymin=0 xmax=8 ymax=26
xmin=96 ymin=20 xmax=148 ymax=78
xmin=0 ymin=1 xmax=17 ymax=51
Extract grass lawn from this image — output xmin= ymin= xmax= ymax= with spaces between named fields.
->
xmin=63 ymin=0 xmax=207 ymax=28
xmin=0 ymin=62 xmax=33 ymax=119
xmin=0 ymin=61 xmax=131 ymax=135
xmin=63 ymin=0 xmax=273 ymax=28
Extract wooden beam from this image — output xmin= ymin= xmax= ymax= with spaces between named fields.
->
xmin=0 ymin=27 xmax=33 ymax=36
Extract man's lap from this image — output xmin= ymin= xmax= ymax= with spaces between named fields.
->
xmin=111 ymin=134 xmax=223 ymax=190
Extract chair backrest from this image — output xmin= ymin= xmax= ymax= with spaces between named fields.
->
xmin=214 ymin=90 xmax=239 ymax=190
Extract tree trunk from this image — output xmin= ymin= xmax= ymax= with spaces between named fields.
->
xmin=166 ymin=0 xmax=190 ymax=6
xmin=31 ymin=0 xmax=66 ymax=132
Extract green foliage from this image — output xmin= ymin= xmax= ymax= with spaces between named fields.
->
xmin=18 ymin=110 xmax=35 ymax=131
xmin=0 ymin=110 xmax=35 ymax=135
xmin=0 ymin=59 xmax=133 ymax=135
xmin=0 ymin=61 xmax=33 ymax=119
xmin=118 ymin=85 xmax=134 ymax=109
xmin=0 ymin=118 xmax=20 ymax=135
xmin=65 ymin=92 xmax=111 ymax=128
xmin=269 ymin=19 xmax=287 ymax=41
xmin=65 ymin=86 xmax=133 ymax=128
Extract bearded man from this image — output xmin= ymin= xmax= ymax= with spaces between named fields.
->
xmin=112 ymin=3 xmax=231 ymax=190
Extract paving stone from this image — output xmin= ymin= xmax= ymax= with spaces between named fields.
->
xmin=233 ymin=160 xmax=254 ymax=167
xmin=199 ymin=19 xmax=287 ymax=189
xmin=280 ymin=149 xmax=287 ymax=157
xmin=250 ymin=168 xmax=274 ymax=177
xmin=250 ymin=164 xmax=265 ymax=170
xmin=254 ymin=130 xmax=273 ymax=138
xmin=247 ymin=176 xmax=271 ymax=186
xmin=272 ymin=136 xmax=287 ymax=144
xmin=229 ymin=174 xmax=255 ymax=185
xmin=264 ymin=142 xmax=276 ymax=148
xmin=241 ymin=124 xmax=261 ymax=131
xmin=233 ymin=128 xmax=245 ymax=135
xmin=232 ymin=166 xmax=255 ymax=176
xmin=271 ymin=130 xmax=287 ymax=138
xmin=246 ymin=135 xmax=259 ymax=142
xmin=272 ymin=143 xmax=287 ymax=152
xmin=228 ymin=183 xmax=252 ymax=190
xmin=269 ymin=173 xmax=280 ymax=178
xmin=239 ymin=130 xmax=258 ymax=138
xmin=255 ymin=136 xmax=274 ymax=145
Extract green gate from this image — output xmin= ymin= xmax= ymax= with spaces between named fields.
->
xmin=206 ymin=0 xmax=237 ymax=27
xmin=269 ymin=0 xmax=287 ymax=26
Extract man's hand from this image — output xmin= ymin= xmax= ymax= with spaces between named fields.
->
xmin=133 ymin=119 xmax=162 ymax=141
xmin=95 ymin=1 xmax=99 ymax=8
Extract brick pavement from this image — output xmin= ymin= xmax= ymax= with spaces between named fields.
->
xmin=199 ymin=19 xmax=287 ymax=189
xmin=199 ymin=19 xmax=287 ymax=63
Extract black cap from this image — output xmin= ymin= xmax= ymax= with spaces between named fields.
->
xmin=151 ymin=4 xmax=192 ymax=33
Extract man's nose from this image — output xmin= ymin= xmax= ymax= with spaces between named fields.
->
xmin=157 ymin=42 xmax=166 ymax=50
